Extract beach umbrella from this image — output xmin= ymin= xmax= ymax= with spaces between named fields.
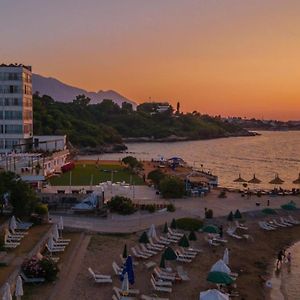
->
xmin=293 ymin=173 xmax=300 ymax=185
xmin=121 ymin=273 xmax=129 ymax=296
xmin=170 ymin=219 xmax=177 ymax=229
xmin=262 ymin=208 xmax=277 ymax=215
xmin=234 ymin=209 xmax=242 ymax=219
xmin=10 ymin=216 xmax=17 ymax=231
xmin=2 ymin=282 xmax=12 ymax=300
xmin=188 ymin=230 xmax=197 ymax=241
xmin=121 ymin=255 xmax=135 ymax=285
xmin=147 ymin=224 xmax=156 ymax=238
xmin=178 ymin=234 xmax=190 ymax=248
xmin=248 ymin=174 xmax=261 ymax=184
xmin=202 ymin=225 xmax=220 ymax=234
xmin=269 ymin=174 xmax=284 ymax=185
xmin=223 ymin=248 xmax=229 ymax=266
xmin=122 ymin=244 xmax=128 ymax=259
xmin=163 ymin=222 xmax=168 ymax=234
xmin=199 ymin=289 xmax=229 ymax=300
xmin=139 ymin=231 xmax=150 ymax=244
xmin=207 ymin=271 xmax=234 ymax=285
xmin=15 ymin=275 xmax=23 ymax=300
xmin=159 ymin=254 xmax=166 ymax=268
xmin=233 ymin=174 xmax=246 ymax=183
xmin=281 ymin=201 xmax=297 ymax=211
xmin=163 ymin=247 xmax=177 ymax=261
xmin=58 ymin=216 xmax=64 ymax=237
xmin=53 ymin=224 xmax=60 ymax=241
xmin=227 ymin=211 xmax=234 ymax=222
xmin=210 ymin=259 xmax=231 ymax=274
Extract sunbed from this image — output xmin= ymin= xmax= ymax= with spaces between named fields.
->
xmin=176 ymin=256 xmax=192 ymax=263
xmin=131 ymin=247 xmax=150 ymax=259
xmin=46 ymin=244 xmax=65 ymax=253
xmin=168 ymin=228 xmax=184 ymax=238
xmin=151 ymin=274 xmax=172 ymax=287
xmin=279 ymin=217 xmax=293 ymax=226
xmin=234 ymin=221 xmax=248 ymax=230
xmin=141 ymin=295 xmax=169 ymax=300
xmin=287 ymin=215 xmax=300 ymax=225
xmin=112 ymin=261 xmax=123 ymax=275
xmin=272 ymin=219 xmax=287 ymax=227
xmin=176 ymin=266 xmax=190 ymax=281
xmin=175 ymin=249 xmax=196 ymax=259
xmin=226 ymin=227 xmax=242 ymax=239
xmin=140 ymin=244 xmax=157 ymax=256
xmin=153 ymin=268 xmax=176 ymax=281
xmin=88 ymin=267 xmax=112 ymax=282
xmin=151 ymin=278 xmax=172 ymax=293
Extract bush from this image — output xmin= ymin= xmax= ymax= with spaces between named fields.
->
xmin=35 ymin=204 xmax=48 ymax=215
xmin=22 ymin=256 xmax=59 ymax=282
xmin=159 ymin=176 xmax=185 ymax=199
xmin=167 ymin=203 xmax=176 ymax=212
xmin=176 ymin=218 xmax=203 ymax=231
xmin=107 ymin=196 xmax=136 ymax=215
xmin=205 ymin=209 xmax=213 ymax=219
xmin=146 ymin=204 xmax=156 ymax=213
xmin=147 ymin=169 xmax=166 ymax=187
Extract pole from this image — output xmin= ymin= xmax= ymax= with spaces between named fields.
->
xmin=69 ymin=171 xmax=72 ymax=192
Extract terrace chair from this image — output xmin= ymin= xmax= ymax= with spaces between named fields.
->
xmin=141 ymin=295 xmax=169 ymax=300
xmin=153 ymin=235 xmax=171 ymax=245
xmin=279 ymin=217 xmax=293 ymax=226
xmin=153 ymin=268 xmax=176 ymax=282
xmin=176 ymin=255 xmax=192 ymax=263
xmin=10 ymin=228 xmax=28 ymax=236
xmin=131 ymin=247 xmax=150 ymax=259
xmin=46 ymin=244 xmax=65 ymax=253
xmin=207 ymin=238 xmax=220 ymax=246
xmin=226 ymin=227 xmax=243 ymax=239
xmin=176 ymin=266 xmax=190 ymax=281
xmin=112 ymin=261 xmax=123 ymax=275
xmin=16 ymin=218 xmax=33 ymax=229
xmin=4 ymin=235 xmax=20 ymax=248
xmin=151 ymin=274 xmax=172 ymax=287
xmin=166 ymin=233 xmax=180 ymax=242
xmin=150 ymin=278 xmax=172 ymax=293
xmin=258 ymin=221 xmax=274 ymax=231
xmin=288 ymin=215 xmax=300 ymax=225
xmin=88 ymin=267 xmax=112 ymax=281
xmin=20 ymin=271 xmax=45 ymax=283
xmin=140 ymin=244 xmax=157 ymax=256
xmin=148 ymin=237 xmax=165 ymax=250
xmin=272 ymin=219 xmax=287 ymax=228
xmin=234 ymin=221 xmax=248 ymax=230
xmin=167 ymin=228 xmax=184 ymax=238
xmin=175 ymin=249 xmax=196 ymax=259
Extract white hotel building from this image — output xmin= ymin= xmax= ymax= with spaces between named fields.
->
xmin=0 ymin=64 xmax=33 ymax=153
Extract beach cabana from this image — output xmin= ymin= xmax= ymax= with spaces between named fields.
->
xmin=202 ymin=225 xmax=220 ymax=234
xmin=199 ymin=289 xmax=229 ymax=300
xmin=233 ymin=174 xmax=247 ymax=183
xmin=248 ymin=174 xmax=261 ymax=184
xmin=223 ymin=248 xmax=229 ymax=266
xmin=234 ymin=209 xmax=242 ymax=219
xmin=210 ymin=259 xmax=231 ymax=275
xmin=207 ymin=271 xmax=234 ymax=285
xmin=281 ymin=201 xmax=297 ymax=211
xmin=139 ymin=232 xmax=150 ymax=244
xmin=269 ymin=174 xmax=284 ymax=185
xmin=262 ymin=208 xmax=277 ymax=215
xmin=15 ymin=275 xmax=23 ymax=300
xmin=178 ymin=234 xmax=190 ymax=248
xmin=188 ymin=230 xmax=197 ymax=241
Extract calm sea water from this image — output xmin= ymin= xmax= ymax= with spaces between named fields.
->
xmin=78 ymin=131 xmax=300 ymax=190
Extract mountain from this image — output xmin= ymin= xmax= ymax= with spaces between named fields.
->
xmin=32 ymin=74 xmax=137 ymax=107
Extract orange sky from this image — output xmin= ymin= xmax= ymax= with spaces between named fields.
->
xmin=1 ymin=0 xmax=300 ymax=120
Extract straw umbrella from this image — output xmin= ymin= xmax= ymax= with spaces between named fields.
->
xmin=200 ymin=289 xmax=229 ymax=300
xmin=233 ymin=174 xmax=247 ymax=183
xmin=15 ymin=276 xmax=23 ymax=300
xmin=223 ymin=248 xmax=229 ymax=266
xmin=248 ymin=174 xmax=261 ymax=184
xmin=2 ymin=282 xmax=12 ymax=300
xmin=269 ymin=174 xmax=284 ymax=186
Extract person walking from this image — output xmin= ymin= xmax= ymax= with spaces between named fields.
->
xmin=276 ymin=249 xmax=284 ymax=269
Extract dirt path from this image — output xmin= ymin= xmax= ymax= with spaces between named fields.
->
xmin=48 ymin=233 xmax=91 ymax=300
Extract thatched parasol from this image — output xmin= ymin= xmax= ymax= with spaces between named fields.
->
xmin=293 ymin=173 xmax=300 ymax=185
xmin=233 ymin=174 xmax=247 ymax=183
xmin=269 ymin=174 xmax=284 ymax=185
xmin=248 ymin=174 xmax=261 ymax=184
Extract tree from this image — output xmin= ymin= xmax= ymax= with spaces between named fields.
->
xmin=121 ymin=102 xmax=133 ymax=112
xmin=159 ymin=176 xmax=185 ymax=198
xmin=72 ymin=94 xmax=91 ymax=106
xmin=176 ymin=102 xmax=180 ymax=114
xmin=122 ymin=156 xmax=143 ymax=173
xmin=147 ymin=169 xmax=165 ymax=187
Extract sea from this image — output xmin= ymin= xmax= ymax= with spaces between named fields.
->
xmin=78 ymin=131 xmax=300 ymax=190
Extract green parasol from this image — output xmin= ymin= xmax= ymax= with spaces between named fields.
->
xmin=227 ymin=211 xmax=234 ymax=221
xmin=207 ymin=271 xmax=234 ymax=285
xmin=139 ymin=231 xmax=150 ymax=244
xmin=163 ymin=247 xmax=177 ymax=261
xmin=234 ymin=209 xmax=242 ymax=219
xmin=159 ymin=254 xmax=166 ymax=268
xmin=122 ymin=244 xmax=128 ymax=259
xmin=262 ymin=208 xmax=277 ymax=215
xmin=202 ymin=225 xmax=220 ymax=234
xmin=170 ymin=218 xmax=177 ymax=229
xmin=163 ymin=222 xmax=168 ymax=234
xmin=178 ymin=234 xmax=190 ymax=248
xmin=188 ymin=230 xmax=197 ymax=241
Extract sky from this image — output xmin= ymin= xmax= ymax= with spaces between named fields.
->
xmin=1 ymin=0 xmax=300 ymax=120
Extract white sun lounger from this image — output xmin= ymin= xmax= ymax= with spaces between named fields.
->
xmin=258 ymin=221 xmax=274 ymax=230
xmin=166 ymin=233 xmax=180 ymax=242
xmin=131 ymin=247 xmax=150 ymax=259
xmin=153 ymin=268 xmax=176 ymax=281
xmin=177 ymin=256 xmax=192 ymax=263
xmin=227 ymin=228 xmax=243 ymax=239
xmin=272 ymin=219 xmax=287 ymax=227
xmin=148 ymin=238 xmax=165 ymax=251
xmin=288 ymin=215 xmax=300 ymax=224
xmin=140 ymin=244 xmax=157 ymax=256
xmin=279 ymin=217 xmax=293 ymax=226
xmin=151 ymin=279 xmax=172 ymax=293
xmin=175 ymin=249 xmax=196 ymax=259
xmin=112 ymin=261 xmax=123 ymax=275
xmin=46 ymin=244 xmax=65 ymax=253
xmin=176 ymin=266 xmax=190 ymax=281
xmin=153 ymin=236 xmax=171 ymax=245
xmin=168 ymin=228 xmax=184 ymax=238
xmin=88 ymin=267 xmax=112 ymax=280
xmin=151 ymin=274 xmax=172 ymax=287
xmin=235 ymin=221 xmax=248 ymax=230
xmin=113 ymin=286 xmax=140 ymax=296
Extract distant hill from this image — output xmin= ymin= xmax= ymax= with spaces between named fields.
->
xmin=32 ymin=74 xmax=137 ymax=108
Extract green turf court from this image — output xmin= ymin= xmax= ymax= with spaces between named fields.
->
xmin=48 ymin=164 xmax=145 ymax=186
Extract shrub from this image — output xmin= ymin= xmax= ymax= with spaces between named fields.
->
xmin=159 ymin=176 xmax=185 ymax=198
xmin=147 ymin=169 xmax=166 ymax=187
xmin=35 ymin=204 xmax=48 ymax=215
xmin=146 ymin=204 xmax=156 ymax=213
xmin=167 ymin=203 xmax=176 ymax=212
xmin=205 ymin=209 xmax=213 ymax=219
xmin=107 ymin=196 xmax=136 ymax=215
xmin=176 ymin=218 xmax=203 ymax=231
xmin=22 ymin=256 xmax=59 ymax=282
xmin=122 ymin=156 xmax=143 ymax=173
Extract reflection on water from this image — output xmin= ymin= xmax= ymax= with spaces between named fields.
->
xmin=79 ymin=131 xmax=300 ymax=190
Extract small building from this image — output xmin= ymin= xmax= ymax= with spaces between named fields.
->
xmin=33 ymin=135 xmax=67 ymax=152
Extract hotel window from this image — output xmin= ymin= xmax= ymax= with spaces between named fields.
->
xmin=5 ymin=125 xmax=23 ymax=134
xmin=4 ymin=110 xmax=23 ymax=120
xmin=5 ymin=139 xmax=19 ymax=149
xmin=4 ymin=97 xmax=22 ymax=106
xmin=0 ymin=125 xmax=3 ymax=134
xmin=0 ymin=98 xmax=3 ymax=106
xmin=0 ymin=139 xmax=4 ymax=149
xmin=0 ymin=111 xmax=3 ymax=120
